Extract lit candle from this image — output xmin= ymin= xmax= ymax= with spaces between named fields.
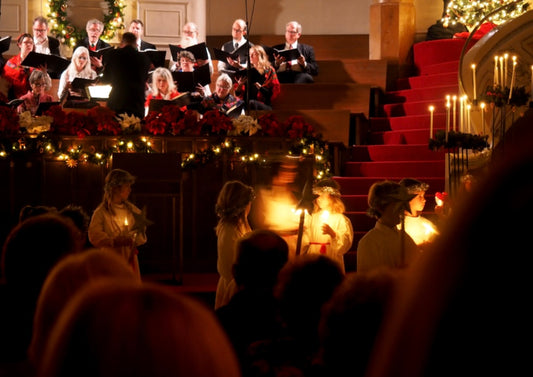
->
xmin=466 ymin=104 xmax=471 ymax=133
xmin=471 ymin=63 xmax=477 ymax=100
xmin=504 ymin=53 xmax=509 ymax=87
xmin=494 ymin=55 xmax=499 ymax=86
xmin=499 ymin=56 xmax=504 ymax=88
xmin=459 ymin=96 xmax=464 ymax=133
xmin=446 ymin=101 xmax=450 ymax=142
xmin=480 ymin=102 xmax=486 ymax=135
xmin=429 ymin=105 xmax=435 ymax=139
xmin=124 ymin=217 xmax=128 ymax=227
xmin=509 ymin=57 xmax=517 ymax=102
xmin=452 ymin=95 xmax=457 ymax=132
xmin=320 ymin=210 xmax=330 ymax=224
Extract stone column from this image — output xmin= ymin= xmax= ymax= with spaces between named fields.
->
xmin=369 ymin=0 xmax=415 ymax=65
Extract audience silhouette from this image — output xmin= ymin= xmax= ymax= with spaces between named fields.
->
xmin=29 ymin=248 xmax=138 ymax=369
xmin=0 ymin=213 xmax=82 ymax=367
xmin=216 ymin=229 xmax=289 ymax=368
xmin=37 ymin=280 xmax=241 ymax=377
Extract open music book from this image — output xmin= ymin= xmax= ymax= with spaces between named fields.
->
xmin=0 ymin=36 xmax=12 ymax=54
xmin=171 ymin=64 xmax=212 ymax=93
xmin=211 ymin=43 xmax=249 ymax=62
xmin=169 ymin=42 xmax=209 ymax=61
xmin=228 ymin=67 xmax=266 ymax=85
xmin=273 ymin=47 xmax=301 ymax=61
xmin=21 ymin=51 xmax=70 ymax=74
xmin=35 ymin=101 xmax=61 ymax=116
xmin=141 ymin=49 xmax=166 ymax=68
xmin=148 ymin=92 xmax=191 ymax=113
xmin=88 ymin=46 xmax=114 ymax=59
xmin=70 ymin=77 xmax=99 ymax=91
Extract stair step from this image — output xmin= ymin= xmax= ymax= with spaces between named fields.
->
xmin=370 ymin=113 xmax=446 ymax=132
xmin=333 ymin=177 xmax=446 ymax=195
xmin=382 ymin=98 xmax=453 ymax=117
xmin=341 ymin=194 xmax=369 ymax=210
xmin=367 ymin=128 xmax=443 ymax=145
xmin=349 ymin=144 xmax=445 ymax=162
xmin=344 ymin=160 xmax=445 ymax=178
xmin=413 ymin=39 xmax=475 ymax=72
xmin=346 ymin=212 xmax=376 ymax=232
xmin=395 ymin=71 xmax=458 ymax=90
xmin=384 ymin=84 xmax=458 ymax=104
xmin=419 ymin=60 xmax=459 ymax=76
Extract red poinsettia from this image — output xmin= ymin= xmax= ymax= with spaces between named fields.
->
xmin=257 ymin=113 xmax=285 ymax=137
xmin=174 ymin=109 xmax=198 ymax=135
xmin=143 ymin=105 xmax=185 ymax=135
xmin=46 ymin=106 xmax=70 ymax=134
xmin=198 ymin=110 xmax=233 ymax=135
xmin=87 ymin=106 xmax=121 ymax=135
xmin=284 ymin=115 xmax=314 ymax=139
xmin=0 ymin=106 xmax=20 ymax=136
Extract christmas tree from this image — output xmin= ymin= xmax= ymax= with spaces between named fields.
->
xmin=442 ymin=0 xmax=529 ymax=29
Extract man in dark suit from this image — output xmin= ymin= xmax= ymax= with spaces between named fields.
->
xmin=128 ymin=19 xmax=156 ymax=51
xmin=271 ymin=21 xmax=318 ymax=84
xmin=217 ymin=18 xmax=252 ymax=76
xmin=32 ymin=16 xmax=60 ymax=56
xmin=32 ymin=16 xmax=62 ymax=78
xmin=75 ymin=19 xmax=112 ymax=73
xmin=101 ymin=32 xmax=151 ymax=119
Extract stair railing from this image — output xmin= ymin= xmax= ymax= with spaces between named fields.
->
xmin=451 ymin=1 xmax=529 ymax=194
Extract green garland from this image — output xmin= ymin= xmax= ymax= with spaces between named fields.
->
xmin=47 ymin=0 xmax=126 ymax=47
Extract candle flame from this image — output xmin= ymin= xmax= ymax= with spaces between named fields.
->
xmin=124 ymin=218 xmax=128 ymax=227
xmin=320 ymin=210 xmax=330 ymax=223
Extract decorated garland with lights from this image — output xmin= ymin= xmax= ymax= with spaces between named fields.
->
xmin=47 ymin=0 xmax=126 ymax=47
xmin=0 ymin=105 xmax=332 ymax=180
xmin=442 ymin=0 xmax=529 ymax=29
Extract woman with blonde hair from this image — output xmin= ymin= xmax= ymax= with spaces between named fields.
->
xmin=234 ymin=45 xmax=280 ymax=111
xmin=214 ymin=180 xmax=255 ymax=309
xmin=144 ymin=66 xmax=182 ymax=114
xmin=57 ymin=46 xmax=97 ymax=100
xmin=88 ymin=169 xmax=148 ymax=279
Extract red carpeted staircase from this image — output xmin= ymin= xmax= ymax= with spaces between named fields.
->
xmin=337 ymin=38 xmax=475 ymax=272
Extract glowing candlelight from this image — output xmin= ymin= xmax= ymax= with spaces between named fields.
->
xmin=466 ymin=104 xmax=471 ymax=133
xmin=504 ymin=53 xmax=509 ymax=87
xmin=445 ymin=101 xmax=450 ymax=142
xmin=471 ymin=64 xmax=477 ymax=100
xmin=499 ymin=56 xmax=504 ymax=87
xmin=320 ymin=210 xmax=330 ymax=224
xmin=429 ymin=105 xmax=434 ymax=139
xmin=124 ymin=218 xmax=128 ymax=227
xmin=459 ymin=96 xmax=464 ymax=133
xmin=509 ymin=57 xmax=517 ymax=102
xmin=480 ymin=102 xmax=486 ymax=135
xmin=452 ymin=95 xmax=457 ymax=132
xmin=494 ymin=56 xmax=499 ymax=86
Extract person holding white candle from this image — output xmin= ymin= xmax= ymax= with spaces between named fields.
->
xmin=88 ymin=169 xmax=148 ymax=280
xmin=302 ymin=178 xmax=354 ymax=273
xmin=397 ymin=178 xmax=439 ymax=251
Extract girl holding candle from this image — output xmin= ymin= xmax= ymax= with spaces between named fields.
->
xmin=88 ymin=169 xmax=148 ymax=280
xmin=303 ymin=178 xmax=354 ymax=273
